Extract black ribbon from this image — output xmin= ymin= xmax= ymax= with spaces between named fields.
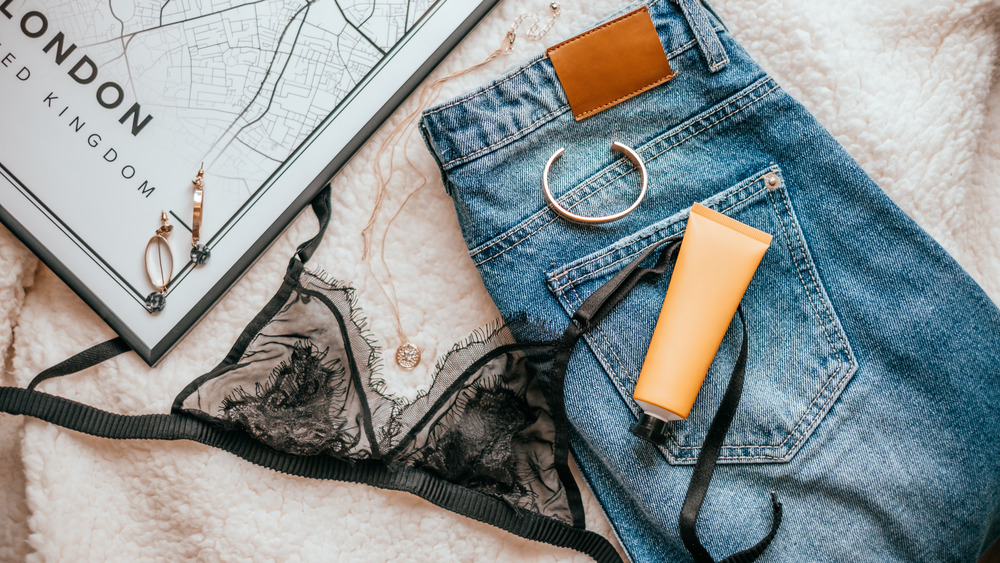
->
xmin=678 ymin=307 xmax=783 ymax=563
xmin=294 ymin=184 xmax=332 ymax=265
xmin=561 ymin=235 xmax=782 ymax=562
xmin=26 ymin=337 xmax=130 ymax=391
xmin=8 ymin=192 xmax=781 ymax=562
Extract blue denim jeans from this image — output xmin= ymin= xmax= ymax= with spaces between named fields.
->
xmin=420 ymin=0 xmax=1000 ymax=560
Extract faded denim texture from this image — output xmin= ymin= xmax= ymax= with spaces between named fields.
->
xmin=421 ymin=0 xmax=1000 ymax=560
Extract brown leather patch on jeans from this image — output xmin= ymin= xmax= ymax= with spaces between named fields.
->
xmin=547 ymin=7 xmax=674 ymax=121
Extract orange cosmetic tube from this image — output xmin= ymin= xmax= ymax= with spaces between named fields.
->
xmin=631 ymin=202 xmax=772 ymax=444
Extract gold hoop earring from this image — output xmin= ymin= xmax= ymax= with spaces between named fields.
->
xmin=144 ymin=211 xmax=173 ymax=312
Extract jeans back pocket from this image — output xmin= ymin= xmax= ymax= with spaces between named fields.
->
xmin=546 ymin=166 xmax=857 ymax=464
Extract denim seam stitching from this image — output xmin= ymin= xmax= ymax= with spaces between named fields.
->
xmin=686 ymin=0 xmax=728 ymax=70
xmin=568 ymin=283 xmax=640 ymax=409
xmin=423 ymin=0 xmax=710 ymax=119
xmin=573 ymin=182 xmax=845 ymax=457
xmin=641 ymin=85 xmax=779 ymax=167
xmin=549 ymin=169 xmax=772 ymax=287
xmin=668 ymin=361 xmax=845 ymax=458
xmin=469 ymin=75 xmax=770 ymax=261
xmin=549 ymin=184 xmax=763 ymax=292
xmin=438 ymin=33 xmax=725 ymax=171
xmin=423 ymin=57 xmax=550 ymax=116
xmin=549 ymin=182 xmax=769 ymax=292
xmin=575 ymin=71 xmax=679 ymax=120
xmin=768 ymin=187 xmax=839 ymax=356
xmin=670 ymin=187 xmax=853 ymax=458
xmin=470 ymin=75 xmax=770 ymax=260
xmin=691 ymin=355 xmax=853 ymax=461
xmin=429 ymin=39 xmax=725 ymax=168
xmin=776 ymin=187 xmax=851 ymax=354
xmin=473 ymin=80 xmax=779 ymax=267
xmin=642 ymin=188 xmax=854 ymax=459
xmin=441 ymin=104 xmax=570 ymax=168
xmin=558 ymin=176 xmax=850 ymax=460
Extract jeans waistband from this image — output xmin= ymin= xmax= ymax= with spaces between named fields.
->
xmin=420 ymin=0 xmax=728 ymax=173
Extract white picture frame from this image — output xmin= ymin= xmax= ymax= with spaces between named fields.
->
xmin=0 ymin=0 xmax=501 ymax=364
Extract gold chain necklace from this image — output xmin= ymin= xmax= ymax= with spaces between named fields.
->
xmin=362 ymin=2 xmax=562 ymax=369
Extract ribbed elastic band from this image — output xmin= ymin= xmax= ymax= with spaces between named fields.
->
xmin=0 ymin=387 xmax=623 ymax=562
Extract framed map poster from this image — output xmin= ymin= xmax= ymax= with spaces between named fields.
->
xmin=0 ymin=0 xmax=500 ymax=365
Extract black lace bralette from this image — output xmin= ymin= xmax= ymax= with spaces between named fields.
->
xmin=0 ymin=187 xmax=780 ymax=563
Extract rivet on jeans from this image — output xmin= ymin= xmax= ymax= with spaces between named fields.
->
xmin=764 ymin=172 xmax=782 ymax=190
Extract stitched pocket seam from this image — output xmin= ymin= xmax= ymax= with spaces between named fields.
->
xmin=470 ymin=76 xmax=778 ymax=266
xmin=471 ymin=77 xmax=775 ymax=261
xmin=434 ymin=22 xmax=724 ymax=170
xmin=550 ymin=182 xmax=770 ymax=293
xmin=549 ymin=169 xmax=857 ymax=464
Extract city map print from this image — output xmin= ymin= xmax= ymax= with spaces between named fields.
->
xmin=52 ymin=0 xmax=438 ymax=201
xmin=0 ymin=0 xmax=479 ymax=361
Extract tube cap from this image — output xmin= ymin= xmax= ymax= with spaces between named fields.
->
xmin=631 ymin=413 xmax=669 ymax=445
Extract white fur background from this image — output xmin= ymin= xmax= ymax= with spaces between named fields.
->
xmin=3 ymin=0 xmax=1000 ymax=560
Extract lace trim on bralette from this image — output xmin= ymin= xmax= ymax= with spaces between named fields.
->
xmin=174 ymin=268 xmax=576 ymax=524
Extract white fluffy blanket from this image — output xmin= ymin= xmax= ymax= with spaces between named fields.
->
xmin=3 ymin=0 xmax=999 ymax=560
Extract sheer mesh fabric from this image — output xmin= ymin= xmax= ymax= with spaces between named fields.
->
xmin=2 ymin=189 xmax=624 ymax=561
xmin=175 ymin=269 xmax=578 ymax=524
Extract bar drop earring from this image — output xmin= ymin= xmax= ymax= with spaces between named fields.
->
xmin=190 ymin=167 xmax=211 ymax=265
xmin=144 ymin=211 xmax=173 ymax=312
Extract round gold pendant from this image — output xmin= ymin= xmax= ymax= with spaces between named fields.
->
xmin=395 ymin=342 xmax=421 ymax=370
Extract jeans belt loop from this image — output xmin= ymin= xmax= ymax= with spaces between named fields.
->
xmin=673 ymin=0 xmax=729 ymax=73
